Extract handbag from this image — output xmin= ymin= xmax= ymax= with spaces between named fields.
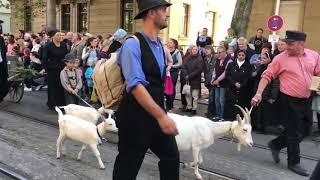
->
xmin=164 ymin=75 xmax=174 ymax=95
xmin=182 ymin=82 xmax=191 ymax=96
xmin=91 ymin=87 xmax=99 ymax=103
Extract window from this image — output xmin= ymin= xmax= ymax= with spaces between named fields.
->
xmin=206 ymin=11 xmax=216 ymax=38
xmin=181 ymin=4 xmax=190 ymax=37
xmin=78 ymin=3 xmax=88 ymax=33
xmin=61 ymin=4 xmax=71 ymax=31
xmin=25 ymin=6 xmax=32 ymax=32
xmin=121 ymin=0 xmax=134 ymax=33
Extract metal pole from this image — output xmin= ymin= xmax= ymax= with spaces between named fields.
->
xmin=272 ymin=0 xmax=281 ymax=53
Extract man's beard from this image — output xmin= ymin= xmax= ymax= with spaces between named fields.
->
xmin=156 ymin=18 xmax=168 ymax=30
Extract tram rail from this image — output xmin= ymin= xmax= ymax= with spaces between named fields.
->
xmin=0 ymin=163 xmax=29 ymax=180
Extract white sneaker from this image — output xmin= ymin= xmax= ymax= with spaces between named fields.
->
xmin=24 ymin=87 xmax=32 ymax=91
xmin=35 ymin=85 xmax=42 ymax=91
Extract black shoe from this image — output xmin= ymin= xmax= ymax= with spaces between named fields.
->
xmin=288 ymin=164 xmax=309 ymax=177
xmin=268 ymin=141 xmax=280 ymax=164
xmin=211 ymin=116 xmax=220 ymax=121
xmin=191 ymin=110 xmax=196 ymax=115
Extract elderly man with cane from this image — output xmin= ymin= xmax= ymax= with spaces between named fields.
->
xmin=252 ymin=30 xmax=320 ymax=177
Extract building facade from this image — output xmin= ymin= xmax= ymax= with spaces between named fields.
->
xmin=247 ymin=0 xmax=320 ymax=51
xmin=10 ymin=0 xmax=237 ymax=47
xmin=0 ymin=0 xmax=11 ymax=33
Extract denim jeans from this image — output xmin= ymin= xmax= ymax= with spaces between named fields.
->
xmin=207 ymin=88 xmax=216 ymax=117
xmin=215 ymin=87 xmax=226 ymax=118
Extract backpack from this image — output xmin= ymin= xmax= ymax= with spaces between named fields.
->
xmin=92 ymin=36 xmax=139 ymax=110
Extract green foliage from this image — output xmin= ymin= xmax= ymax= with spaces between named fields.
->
xmin=8 ymin=0 xmax=46 ymax=31
xmin=11 ymin=67 xmax=38 ymax=77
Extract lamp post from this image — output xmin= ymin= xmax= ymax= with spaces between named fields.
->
xmin=272 ymin=0 xmax=281 ymax=53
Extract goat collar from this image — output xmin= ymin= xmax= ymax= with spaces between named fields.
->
xmin=96 ymin=126 xmax=104 ymax=141
xmin=229 ymin=121 xmax=233 ymax=134
xmin=229 ymin=122 xmax=234 ymax=133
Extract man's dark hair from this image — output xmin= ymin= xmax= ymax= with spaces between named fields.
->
xmin=31 ymin=34 xmax=38 ymax=39
xmin=237 ymin=49 xmax=246 ymax=55
xmin=257 ymin=28 xmax=264 ymax=32
xmin=34 ymin=38 xmax=41 ymax=44
xmin=97 ymin=35 xmax=103 ymax=41
xmin=30 ymin=51 xmax=40 ymax=59
xmin=261 ymin=42 xmax=272 ymax=50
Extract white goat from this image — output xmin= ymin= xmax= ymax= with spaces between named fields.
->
xmin=58 ymin=104 xmax=106 ymax=124
xmin=55 ymin=107 xmax=118 ymax=169
xmin=168 ymin=105 xmax=253 ymax=180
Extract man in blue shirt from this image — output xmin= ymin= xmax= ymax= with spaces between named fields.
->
xmin=113 ymin=0 xmax=179 ymax=180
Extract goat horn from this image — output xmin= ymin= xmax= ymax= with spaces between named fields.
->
xmin=249 ymin=106 xmax=253 ymax=114
xmin=235 ymin=105 xmax=249 ymax=123
xmin=245 ymin=107 xmax=252 ymax=124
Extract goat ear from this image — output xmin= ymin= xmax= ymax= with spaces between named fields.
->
xmin=236 ymin=114 xmax=242 ymax=124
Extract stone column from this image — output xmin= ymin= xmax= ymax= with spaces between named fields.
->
xmin=47 ymin=0 xmax=56 ymax=28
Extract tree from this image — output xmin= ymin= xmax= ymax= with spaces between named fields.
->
xmin=231 ymin=0 xmax=254 ymax=37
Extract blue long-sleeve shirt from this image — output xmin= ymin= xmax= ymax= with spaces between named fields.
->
xmin=117 ymin=32 xmax=165 ymax=92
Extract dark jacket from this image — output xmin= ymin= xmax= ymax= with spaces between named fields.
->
xmin=213 ymin=54 xmax=232 ymax=88
xmin=107 ymin=40 xmax=122 ymax=56
xmin=117 ymin=32 xmax=166 ymax=130
xmin=203 ymin=55 xmax=216 ymax=89
xmin=181 ymin=54 xmax=203 ymax=89
xmin=196 ymin=35 xmax=213 ymax=48
xmin=69 ymin=42 xmax=85 ymax=62
xmin=0 ymin=36 xmax=9 ymax=101
xmin=225 ymin=60 xmax=253 ymax=118
xmin=41 ymin=41 xmax=68 ymax=71
xmin=226 ymin=60 xmax=253 ymax=91
xmin=254 ymin=64 xmax=280 ymax=101
xmin=249 ymin=36 xmax=268 ymax=54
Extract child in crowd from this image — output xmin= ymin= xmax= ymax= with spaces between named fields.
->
xmin=227 ymin=45 xmax=235 ymax=60
xmin=84 ymin=59 xmax=95 ymax=98
xmin=60 ymin=54 xmax=83 ymax=105
xmin=24 ymin=51 xmax=44 ymax=91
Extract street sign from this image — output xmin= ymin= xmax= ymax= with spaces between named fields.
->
xmin=268 ymin=34 xmax=280 ymax=43
xmin=267 ymin=15 xmax=284 ymax=32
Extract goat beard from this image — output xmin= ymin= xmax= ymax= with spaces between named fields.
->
xmin=237 ymin=143 xmax=242 ymax=151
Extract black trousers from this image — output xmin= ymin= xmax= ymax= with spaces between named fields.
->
xmin=64 ymin=91 xmax=79 ymax=105
xmin=317 ymin=113 xmax=320 ymax=130
xmin=270 ymin=93 xmax=312 ymax=165
xmin=310 ymin=160 xmax=320 ymax=180
xmin=180 ymin=83 xmax=187 ymax=108
xmin=47 ymin=69 xmax=66 ymax=108
xmin=113 ymin=109 xmax=180 ymax=180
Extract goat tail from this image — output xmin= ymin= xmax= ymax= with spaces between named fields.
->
xmin=55 ymin=106 xmax=64 ymax=118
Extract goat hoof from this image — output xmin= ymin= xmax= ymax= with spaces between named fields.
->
xmin=76 ymin=158 xmax=81 ymax=161
xmin=196 ymin=176 xmax=203 ymax=180
xmin=56 ymin=156 xmax=60 ymax=159
xmin=100 ymin=166 xmax=105 ymax=170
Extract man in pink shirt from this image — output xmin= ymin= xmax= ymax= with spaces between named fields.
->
xmin=251 ymin=30 xmax=320 ymax=177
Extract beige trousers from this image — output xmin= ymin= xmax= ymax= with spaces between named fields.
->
xmin=186 ymin=89 xmax=200 ymax=110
